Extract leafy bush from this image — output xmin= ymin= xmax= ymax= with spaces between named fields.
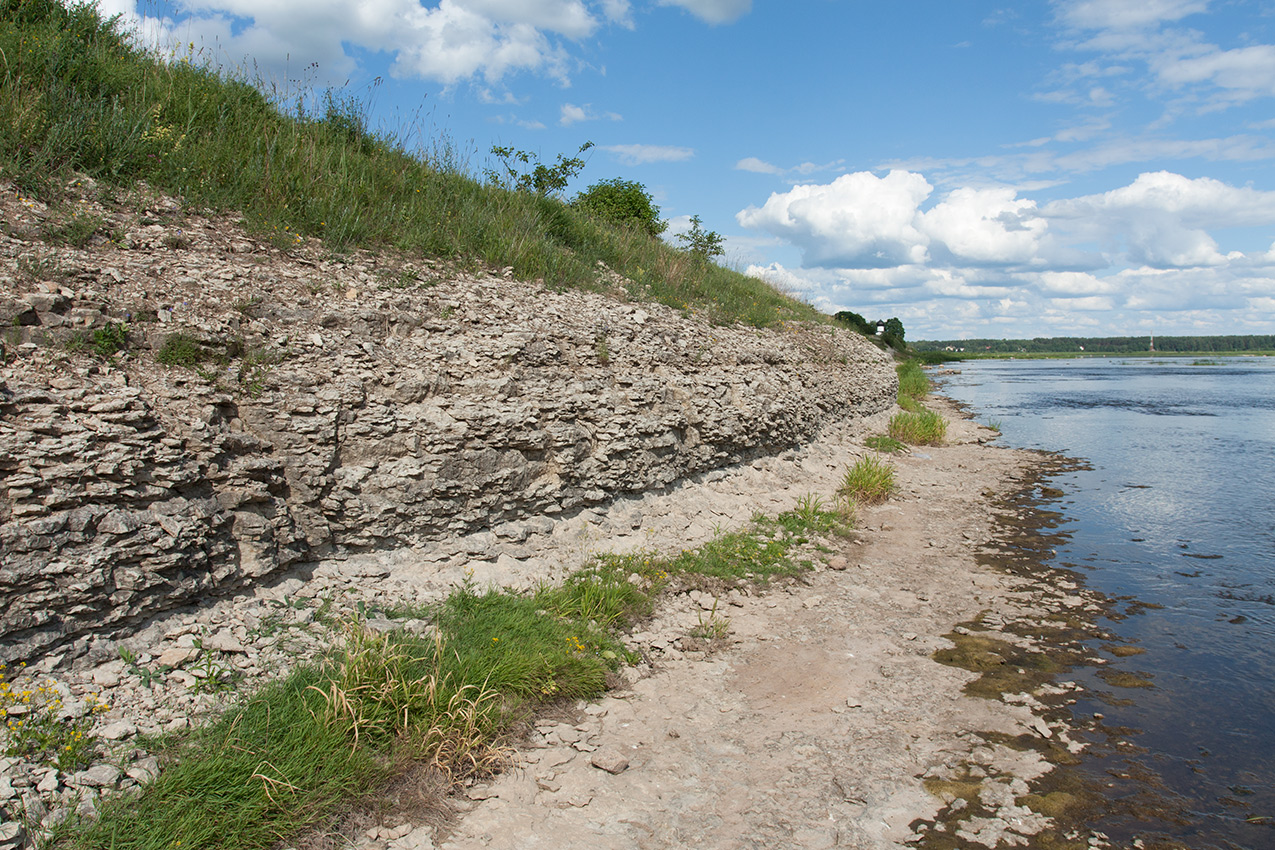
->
xmin=574 ymin=178 xmax=666 ymax=238
xmin=66 ymin=322 xmax=128 ymax=359
xmin=485 ymin=141 xmax=593 ymax=197
xmin=1 ymin=662 xmax=107 ymax=771
xmin=882 ymin=317 xmax=906 ymax=350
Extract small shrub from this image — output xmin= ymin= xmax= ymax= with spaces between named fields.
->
xmin=485 ymin=141 xmax=593 ymax=197
xmin=66 ymin=322 xmax=128 ymax=359
xmin=889 ymin=408 xmax=947 ymax=445
xmin=155 ymin=332 xmax=209 ymax=367
xmin=45 ymin=210 xmax=105 ymax=247
xmin=237 ymin=345 xmax=286 ymax=396
xmin=595 ymin=332 xmax=610 ymax=365
xmin=839 ymin=455 xmax=897 ymax=505
xmin=689 ymin=597 xmax=731 ymax=642
xmin=675 ymin=214 xmax=725 ymax=263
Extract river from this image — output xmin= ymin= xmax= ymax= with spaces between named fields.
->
xmin=937 ymin=356 xmax=1275 ymax=850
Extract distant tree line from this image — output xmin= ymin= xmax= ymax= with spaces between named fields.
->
xmin=912 ymin=335 xmax=1275 ymax=354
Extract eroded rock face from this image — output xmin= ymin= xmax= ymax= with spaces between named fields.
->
xmin=0 ymin=182 xmax=896 ymax=662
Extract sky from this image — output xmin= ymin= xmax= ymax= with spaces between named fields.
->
xmin=94 ymin=0 xmax=1275 ymax=341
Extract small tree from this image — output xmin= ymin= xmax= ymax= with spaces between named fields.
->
xmin=883 ymin=317 xmax=906 ymax=351
xmin=486 ymin=141 xmax=594 ymax=197
xmin=574 ymin=178 xmax=667 ymax=238
xmin=676 ymin=215 xmax=724 ymax=263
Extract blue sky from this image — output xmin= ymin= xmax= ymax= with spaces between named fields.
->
xmin=99 ymin=0 xmax=1275 ymax=340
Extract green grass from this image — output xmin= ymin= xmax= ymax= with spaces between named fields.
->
xmin=65 ymin=503 xmax=844 ymax=850
xmin=865 ymin=434 xmax=907 ymax=454
xmin=839 ymin=455 xmax=897 ymax=505
xmin=0 ymin=0 xmax=821 ymax=328
xmin=888 ymin=357 xmax=947 ymax=446
xmin=889 ymin=408 xmax=948 ymax=446
xmin=896 ymin=359 xmax=932 ymax=401
xmin=777 ymin=493 xmax=854 ymax=537
xmin=155 ymin=332 xmax=210 ymax=367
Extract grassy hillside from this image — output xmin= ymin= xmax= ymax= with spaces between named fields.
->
xmin=0 ymin=0 xmax=818 ymax=328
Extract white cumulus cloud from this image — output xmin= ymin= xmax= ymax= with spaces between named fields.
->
xmin=736 ymin=168 xmax=1275 ymax=338
xmin=98 ymin=0 xmax=633 ymax=86
xmin=919 ymin=187 xmax=1048 ymax=266
xmin=1045 ymin=171 xmax=1275 ymax=267
xmin=559 ymin=103 xmax=621 ymax=125
xmin=736 ymin=171 xmax=934 ymax=268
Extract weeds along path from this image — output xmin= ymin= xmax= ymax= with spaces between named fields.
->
xmin=338 ymin=399 xmax=1072 ymax=850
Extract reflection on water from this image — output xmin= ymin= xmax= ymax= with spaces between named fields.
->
xmin=940 ymin=357 xmax=1275 ymax=850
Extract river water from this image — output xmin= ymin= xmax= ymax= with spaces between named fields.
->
xmin=937 ymin=357 xmax=1275 ymax=850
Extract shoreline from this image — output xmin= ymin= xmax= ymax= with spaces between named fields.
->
xmin=0 ymin=395 xmax=1115 ymax=850
xmin=358 ymin=396 xmax=1117 ymax=850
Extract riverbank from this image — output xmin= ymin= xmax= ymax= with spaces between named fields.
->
xmin=0 ymin=395 xmax=1116 ymax=850
xmin=399 ymin=396 xmax=1116 ymax=850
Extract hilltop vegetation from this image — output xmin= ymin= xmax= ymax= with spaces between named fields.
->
xmin=0 ymin=0 xmax=817 ymax=327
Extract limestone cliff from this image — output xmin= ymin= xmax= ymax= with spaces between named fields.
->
xmin=0 ymin=182 xmax=897 ymax=662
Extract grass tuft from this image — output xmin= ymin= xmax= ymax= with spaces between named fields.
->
xmin=865 ymin=434 xmax=907 ymax=454
xmin=888 ymin=408 xmax=948 ymax=445
xmin=839 ymin=455 xmax=897 ymax=505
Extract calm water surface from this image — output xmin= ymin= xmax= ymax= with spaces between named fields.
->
xmin=938 ymin=357 xmax=1275 ymax=850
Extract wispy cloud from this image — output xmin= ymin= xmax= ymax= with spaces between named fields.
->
xmin=734 ymin=156 xmax=846 ymax=180
xmin=559 ymin=102 xmax=622 ymax=125
xmin=1052 ymin=0 xmax=1275 ymax=110
xmin=656 ymin=0 xmax=751 ymax=25
xmin=601 ymin=143 xmax=694 ymax=164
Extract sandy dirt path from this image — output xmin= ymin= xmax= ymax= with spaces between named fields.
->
xmin=354 ymin=399 xmax=1083 ymax=850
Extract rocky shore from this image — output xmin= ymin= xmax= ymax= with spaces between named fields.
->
xmin=0 ymin=396 xmax=1116 ymax=849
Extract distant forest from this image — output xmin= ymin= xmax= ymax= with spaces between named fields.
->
xmin=912 ymin=335 xmax=1275 ymax=354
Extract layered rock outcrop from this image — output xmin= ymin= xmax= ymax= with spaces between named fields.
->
xmin=0 ymin=182 xmax=896 ymax=662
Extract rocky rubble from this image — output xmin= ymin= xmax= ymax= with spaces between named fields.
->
xmin=0 ymin=178 xmax=896 ymax=663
